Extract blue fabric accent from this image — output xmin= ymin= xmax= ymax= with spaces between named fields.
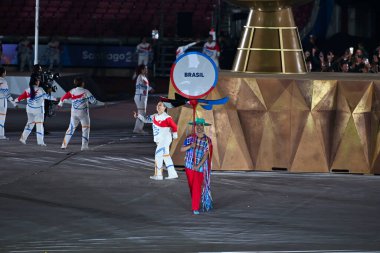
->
xmin=82 ymin=136 xmax=89 ymax=141
xmin=36 ymin=132 xmax=44 ymax=136
xmin=166 ymin=164 xmax=174 ymax=168
xmin=0 ymin=124 xmax=4 ymax=128
xmin=155 ymin=147 xmax=165 ymax=155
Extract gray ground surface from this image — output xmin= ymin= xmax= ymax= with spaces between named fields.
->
xmin=1 ymin=99 xmax=380 ymax=253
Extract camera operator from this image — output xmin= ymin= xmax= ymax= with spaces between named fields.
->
xmin=32 ymin=64 xmax=59 ymax=135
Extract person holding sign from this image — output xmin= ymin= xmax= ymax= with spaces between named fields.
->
xmin=180 ymin=118 xmax=213 ymax=215
xmin=134 ymin=101 xmax=179 ymax=180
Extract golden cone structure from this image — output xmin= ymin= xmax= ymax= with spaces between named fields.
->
xmin=230 ymin=0 xmax=311 ymax=73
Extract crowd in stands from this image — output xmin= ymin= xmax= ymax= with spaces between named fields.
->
xmin=304 ymin=36 xmax=380 ymax=73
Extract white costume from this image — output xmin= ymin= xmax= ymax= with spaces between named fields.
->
xmin=133 ymin=74 xmax=152 ymax=133
xmin=0 ymin=77 xmax=16 ymax=139
xmin=138 ymin=112 xmax=178 ymax=180
xmin=15 ymin=86 xmax=56 ymax=145
xmin=176 ymin=42 xmax=198 ymax=59
xmin=202 ymin=41 xmax=220 ymax=68
xmin=58 ymin=87 xmax=97 ymax=150
xmin=136 ymin=42 xmax=151 ymax=65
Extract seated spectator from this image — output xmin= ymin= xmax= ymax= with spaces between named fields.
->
xmin=340 ymin=62 xmax=351 ymax=73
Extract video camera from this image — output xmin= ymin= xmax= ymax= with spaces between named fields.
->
xmin=40 ymin=70 xmax=60 ymax=93
xmin=36 ymin=69 xmax=60 ymax=118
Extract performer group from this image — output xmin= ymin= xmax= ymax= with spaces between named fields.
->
xmin=1 ymin=38 xmax=216 ymax=215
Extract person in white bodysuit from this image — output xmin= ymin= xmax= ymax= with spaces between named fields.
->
xmin=202 ymin=35 xmax=220 ymax=68
xmin=136 ymin=37 xmax=151 ymax=66
xmin=133 ymin=64 xmax=153 ymax=134
xmin=15 ymin=74 xmax=57 ymax=146
xmin=134 ymin=101 xmax=178 ymax=180
xmin=0 ymin=67 xmax=17 ymax=140
xmin=58 ymin=78 xmax=97 ymax=151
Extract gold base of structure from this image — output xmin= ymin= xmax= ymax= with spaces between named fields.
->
xmin=169 ymin=71 xmax=380 ymax=174
xmin=231 ymin=0 xmax=310 ymax=73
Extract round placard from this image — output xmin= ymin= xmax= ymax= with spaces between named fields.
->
xmin=170 ymin=52 xmax=218 ymax=99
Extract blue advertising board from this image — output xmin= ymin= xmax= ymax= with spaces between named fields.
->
xmin=1 ymin=44 xmax=139 ymax=68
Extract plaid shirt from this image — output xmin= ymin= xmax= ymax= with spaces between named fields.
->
xmin=183 ymin=134 xmax=210 ymax=172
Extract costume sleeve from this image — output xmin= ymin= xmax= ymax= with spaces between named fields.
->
xmin=60 ymin=91 xmax=72 ymax=102
xmin=166 ymin=117 xmax=178 ymax=133
xmin=137 ymin=114 xmax=153 ymax=123
xmin=15 ymin=90 xmax=28 ymax=102
xmin=86 ymin=90 xmax=97 ymax=104
xmin=183 ymin=42 xmax=197 ymax=52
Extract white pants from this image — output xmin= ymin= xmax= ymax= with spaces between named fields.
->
xmin=138 ymin=55 xmax=149 ymax=66
xmin=20 ymin=113 xmax=45 ymax=144
xmin=154 ymin=139 xmax=178 ymax=178
xmin=134 ymin=94 xmax=147 ymax=132
xmin=0 ymin=105 xmax=7 ymax=137
xmin=62 ymin=114 xmax=90 ymax=149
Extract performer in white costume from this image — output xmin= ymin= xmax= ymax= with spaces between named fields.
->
xmin=202 ymin=35 xmax=220 ymax=68
xmin=58 ymin=78 xmax=97 ymax=151
xmin=0 ymin=67 xmax=17 ymax=140
xmin=133 ymin=64 xmax=153 ymax=134
xmin=176 ymin=40 xmax=200 ymax=59
xmin=134 ymin=101 xmax=179 ymax=180
xmin=15 ymin=74 xmax=57 ymax=146
xmin=136 ymin=37 xmax=151 ymax=66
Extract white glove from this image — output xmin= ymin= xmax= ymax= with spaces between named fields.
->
xmin=58 ymin=101 xmax=63 ymax=107
xmin=11 ymin=101 xmax=17 ymax=107
xmin=172 ymin=132 xmax=178 ymax=140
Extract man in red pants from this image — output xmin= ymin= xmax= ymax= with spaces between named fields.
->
xmin=181 ymin=118 xmax=213 ymax=215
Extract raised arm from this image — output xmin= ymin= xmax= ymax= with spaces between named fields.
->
xmin=15 ymin=90 xmax=28 ymax=103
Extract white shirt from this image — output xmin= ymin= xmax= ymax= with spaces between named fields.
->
xmin=138 ymin=112 xmax=178 ymax=143
xmin=135 ymin=74 xmax=152 ymax=96
xmin=0 ymin=77 xmax=15 ymax=108
xmin=59 ymin=87 xmax=97 ymax=116
xmin=136 ymin=42 xmax=151 ymax=57
xmin=16 ymin=86 xmax=56 ymax=114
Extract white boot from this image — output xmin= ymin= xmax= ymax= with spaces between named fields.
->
xmin=150 ymin=167 xmax=163 ymax=180
xmin=165 ymin=166 xmax=178 ymax=179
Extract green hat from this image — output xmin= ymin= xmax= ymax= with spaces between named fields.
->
xmin=188 ymin=118 xmax=211 ymax=126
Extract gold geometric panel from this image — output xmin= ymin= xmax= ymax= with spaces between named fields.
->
xmin=214 ymin=110 xmax=253 ymax=170
xmin=373 ymin=81 xmax=380 ymax=173
xmin=331 ymin=116 xmax=371 ymax=174
xmin=338 ymin=81 xmax=372 ymax=113
xmin=255 ymin=113 xmax=280 ymax=170
xmin=311 ymin=80 xmax=337 ymax=111
xmin=290 ymin=113 xmax=329 ymax=172
xmin=168 ymin=72 xmax=380 ymax=174
xmin=238 ymin=110 xmax=266 ymax=169
xmin=257 ymin=78 xmax=293 ymax=111
xmin=236 ymin=78 xmax=266 ymax=111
